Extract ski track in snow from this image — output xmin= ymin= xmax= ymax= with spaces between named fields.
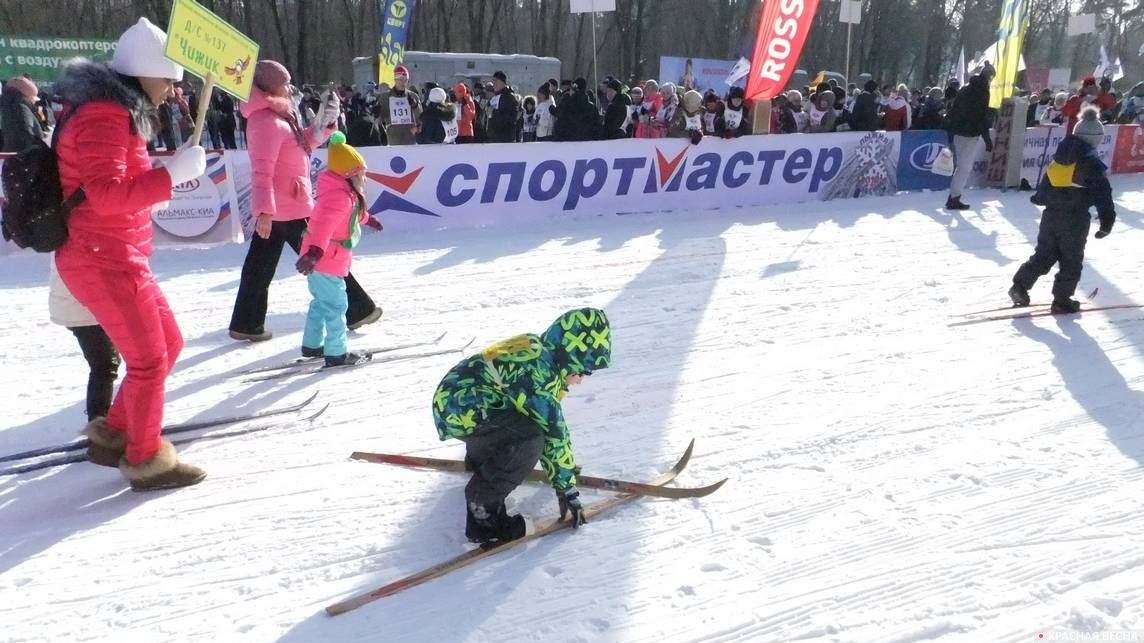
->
xmin=2 ymin=177 xmax=1144 ymax=642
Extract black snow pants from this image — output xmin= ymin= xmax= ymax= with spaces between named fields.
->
xmin=70 ymin=325 xmax=121 ymax=420
xmin=459 ymin=410 xmax=544 ymax=509
xmin=1012 ymin=208 xmax=1092 ymax=300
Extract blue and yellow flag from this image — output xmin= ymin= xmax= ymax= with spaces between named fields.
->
xmin=989 ymin=0 xmax=1029 ymax=109
xmin=377 ymin=0 xmax=415 ymax=86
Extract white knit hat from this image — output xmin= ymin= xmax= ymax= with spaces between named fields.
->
xmin=110 ymin=18 xmax=184 ymax=80
xmin=429 ymin=87 xmax=447 ymax=104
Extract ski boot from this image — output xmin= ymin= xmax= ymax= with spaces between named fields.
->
xmin=1050 ymin=298 xmax=1081 ymax=314
xmin=301 ymin=346 xmax=323 ymax=358
xmin=466 ymin=501 xmax=526 ymax=545
xmin=1008 ymin=283 xmax=1030 ymax=307
xmin=323 ymin=352 xmax=372 ymax=368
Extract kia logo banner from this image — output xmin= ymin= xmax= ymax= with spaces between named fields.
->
xmin=746 ymin=0 xmax=821 ymax=102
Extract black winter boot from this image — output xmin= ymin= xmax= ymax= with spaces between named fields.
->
xmin=1008 ymin=284 xmax=1031 ymax=307
xmin=466 ymin=502 xmax=526 ymax=545
xmin=1051 ymin=298 xmax=1081 ymax=314
xmin=945 ymin=196 xmax=970 ymax=211
xmin=301 ymin=346 xmax=324 ymax=358
xmin=323 ymin=352 xmax=372 ymax=368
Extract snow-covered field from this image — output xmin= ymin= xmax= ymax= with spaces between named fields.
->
xmin=3 ymin=177 xmax=1144 ymax=643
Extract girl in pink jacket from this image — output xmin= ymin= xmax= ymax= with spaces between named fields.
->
xmin=294 ymin=133 xmax=378 ymax=368
xmin=228 ymin=60 xmax=381 ymax=342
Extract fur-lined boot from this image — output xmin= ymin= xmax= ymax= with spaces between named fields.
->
xmin=119 ymin=440 xmax=206 ymax=492
xmin=82 ymin=417 xmax=125 ymax=467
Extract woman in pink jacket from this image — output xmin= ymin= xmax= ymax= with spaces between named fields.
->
xmin=54 ymin=18 xmax=207 ymax=491
xmin=294 ymin=133 xmax=375 ymax=367
xmin=228 ymin=60 xmax=381 ymax=343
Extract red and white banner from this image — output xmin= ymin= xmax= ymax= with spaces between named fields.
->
xmin=745 ymin=0 xmax=821 ymax=101
xmin=1112 ymin=125 xmax=1144 ymax=175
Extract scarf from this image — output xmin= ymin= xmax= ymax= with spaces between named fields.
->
xmin=341 ymin=187 xmax=366 ymax=249
xmin=264 ymin=92 xmax=312 ymax=154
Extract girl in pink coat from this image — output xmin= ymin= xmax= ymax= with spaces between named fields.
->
xmin=294 ymin=133 xmax=378 ymax=368
xmin=228 ymin=60 xmax=381 ymax=342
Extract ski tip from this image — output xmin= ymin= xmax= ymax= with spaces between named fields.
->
xmin=458 ymin=337 xmax=477 ymax=351
xmin=305 ymin=404 xmax=331 ymax=423
xmin=300 ymin=390 xmax=321 ymax=407
xmin=434 ymin=330 xmax=449 ymax=343
xmin=699 ymin=478 xmax=729 ymax=497
xmin=673 ymin=439 xmax=696 ymax=473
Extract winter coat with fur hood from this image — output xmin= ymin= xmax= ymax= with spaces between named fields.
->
xmin=53 ymin=60 xmax=173 ymax=268
xmin=241 ymin=86 xmax=336 ymax=222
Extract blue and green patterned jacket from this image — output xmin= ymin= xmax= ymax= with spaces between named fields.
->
xmin=431 ymin=308 xmax=612 ymax=492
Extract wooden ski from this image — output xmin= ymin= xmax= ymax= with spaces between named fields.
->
xmin=348 ymin=450 xmax=726 ymax=499
xmin=325 ymin=439 xmax=697 ymax=616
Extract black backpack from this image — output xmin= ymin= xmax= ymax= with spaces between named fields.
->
xmin=1 ymin=112 xmax=85 ymax=253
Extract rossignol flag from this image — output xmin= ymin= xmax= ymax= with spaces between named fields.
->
xmin=745 ymin=0 xmax=821 ymax=102
xmin=989 ymin=0 xmax=1029 ymax=109
xmin=377 ymin=0 xmax=415 ymax=86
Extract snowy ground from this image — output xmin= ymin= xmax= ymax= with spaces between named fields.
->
xmin=3 ymin=177 xmax=1144 ymax=643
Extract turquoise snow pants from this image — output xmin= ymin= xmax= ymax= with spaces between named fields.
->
xmin=303 ymin=273 xmax=349 ymax=357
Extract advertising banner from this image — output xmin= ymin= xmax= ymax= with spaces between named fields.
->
xmin=378 ymin=0 xmax=415 ymax=87
xmin=898 ymin=130 xmax=953 ymax=191
xmin=0 ymin=35 xmax=115 ymax=83
xmin=272 ymin=131 xmax=900 ymax=232
xmin=1112 ymin=125 xmax=1144 ymax=175
xmin=745 ymin=0 xmax=821 ymax=101
xmin=659 ymin=57 xmax=745 ymax=94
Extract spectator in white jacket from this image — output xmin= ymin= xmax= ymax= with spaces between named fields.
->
xmin=535 ymin=83 xmax=557 ymax=142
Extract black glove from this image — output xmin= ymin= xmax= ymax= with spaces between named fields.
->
xmin=984 ymin=140 xmax=994 ymax=153
xmin=556 ymin=486 xmax=587 ymax=528
xmin=1095 ymin=225 xmax=1112 ymax=239
xmin=295 ymin=246 xmax=324 ymax=275
xmin=689 ymin=129 xmax=703 ymax=146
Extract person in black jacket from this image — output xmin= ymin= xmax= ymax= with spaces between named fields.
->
xmin=914 ymin=88 xmax=946 ymax=130
xmin=945 ymin=64 xmax=995 ymax=210
xmin=216 ymin=91 xmax=237 ymax=149
xmin=601 ymin=79 xmax=630 ymax=139
xmin=0 ymin=77 xmax=45 ymax=153
xmin=489 ymin=71 xmax=519 ymax=143
xmin=417 ymin=87 xmax=457 ymax=144
xmin=849 ymin=80 xmax=881 ymax=132
xmin=1009 ymin=108 xmax=1115 ymax=314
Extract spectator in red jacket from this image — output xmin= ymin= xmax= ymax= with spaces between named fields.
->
xmin=453 ymin=82 xmax=476 ymax=143
xmin=1062 ymin=77 xmax=1102 ymax=134
xmin=53 ymin=18 xmax=207 ymax=491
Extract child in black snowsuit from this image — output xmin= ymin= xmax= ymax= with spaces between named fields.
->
xmin=1009 ymin=108 xmax=1116 ymax=314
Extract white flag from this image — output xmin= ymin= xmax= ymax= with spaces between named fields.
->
xmin=1110 ymin=57 xmax=1124 ymax=82
xmin=1094 ymin=44 xmax=1110 ymax=79
xmin=955 ymin=47 xmax=966 ymax=86
xmin=725 ymin=57 xmax=751 ymax=86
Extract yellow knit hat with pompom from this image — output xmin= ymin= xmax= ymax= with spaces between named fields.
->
xmin=326 ymin=131 xmax=367 ymax=177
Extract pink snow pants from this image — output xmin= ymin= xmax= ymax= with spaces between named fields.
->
xmin=56 ymin=257 xmax=182 ymax=464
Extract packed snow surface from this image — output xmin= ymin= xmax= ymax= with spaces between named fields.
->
xmin=3 ymin=177 xmax=1144 ymax=642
